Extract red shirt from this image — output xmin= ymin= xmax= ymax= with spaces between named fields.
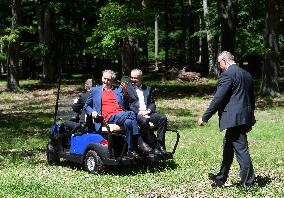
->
xmin=102 ymin=89 xmax=124 ymax=121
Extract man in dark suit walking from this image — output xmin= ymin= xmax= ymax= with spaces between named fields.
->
xmin=198 ymin=51 xmax=256 ymax=188
xmin=127 ymin=68 xmax=170 ymax=157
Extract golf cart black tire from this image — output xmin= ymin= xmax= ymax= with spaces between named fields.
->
xmin=47 ymin=143 xmax=60 ymax=165
xmin=84 ymin=150 xmax=104 ymax=173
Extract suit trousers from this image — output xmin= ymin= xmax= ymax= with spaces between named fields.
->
xmin=108 ymin=111 xmax=139 ymax=150
xmin=217 ymin=125 xmax=255 ymax=187
xmin=137 ymin=112 xmax=167 ymax=148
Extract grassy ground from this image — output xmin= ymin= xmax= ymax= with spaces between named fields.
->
xmin=0 ymin=76 xmax=283 ymax=197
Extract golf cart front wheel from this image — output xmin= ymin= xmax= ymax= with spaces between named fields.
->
xmin=84 ymin=150 xmax=104 ymax=173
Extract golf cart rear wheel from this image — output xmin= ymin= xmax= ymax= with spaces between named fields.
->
xmin=47 ymin=143 xmax=60 ymax=165
xmin=84 ymin=150 xmax=104 ymax=173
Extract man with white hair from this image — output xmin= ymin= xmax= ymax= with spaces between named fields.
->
xmin=127 ymin=68 xmax=171 ymax=157
xmin=198 ymin=51 xmax=256 ymax=188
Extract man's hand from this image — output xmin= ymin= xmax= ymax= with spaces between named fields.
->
xmin=91 ymin=111 xmax=99 ymax=119
xmin=73 ymin=97 xmax=79 ymax=104
xmin=197 ymin=117 xmax=206 ymax=126
xmin=138 ymin=110 xmax=150 ymax=117
xmin=120 ymin=82 xmax=127 ymax=96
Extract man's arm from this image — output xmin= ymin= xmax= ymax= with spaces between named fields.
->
xmin=199 ymin=73 xmax=232 ymax=124
xmin=85 ymin=89 xmax=101 ymax=119
xmin=72 ymin=95 xmax=84 ymax=113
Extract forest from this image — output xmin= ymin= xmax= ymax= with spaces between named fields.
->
xmin=1 ymin=1 xmax=284 ymax=196
xmin=0 ymin=0 xmax=283 ymax=96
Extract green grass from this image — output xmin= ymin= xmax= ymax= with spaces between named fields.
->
xmin=0 ymin=77 xmax=284 ymax=197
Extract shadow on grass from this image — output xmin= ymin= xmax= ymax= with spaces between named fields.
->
xmin=256 ymin=96 xmax=284 ymax=110
xmin=255 ymin=175 xmax=272 ymax=187
xmin=0 ymin=112 xmax=51 ymax=142
xmin=229 ymin=175 xmax=271 ymax=190
xmin=152 ymin=84 xmax=216 ymax=100
xmin=57 ymin=159 xmax=179 ymax=176
xmin=0 ymin=148 xmax=47 ymax=168
xmin=159 ymin=107 xmax=197 ymax=130
xmin=105 ymin=160 xmax=179 ymax=175
xmin=11 ymin=74 xmax=88 ymax=91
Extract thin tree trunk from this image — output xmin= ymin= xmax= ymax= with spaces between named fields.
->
xmin=164 ymin=0 xmax=169 ymax=70
xmin=203 ymin=0 xmax=217 ymax=77
xmin=121 ymin=36 xmax=138 ymax=76
xmin=37 ymin=5 xmax=57 ymax=83
xmin=260 ymin=0 xmax=280 ymax=96
xmin=185 ymin=1 xmax=194 ymax=68
xmin=141 ymin=0 xmax=149 ymax=72
xmin=7 ymin=0 xmax=21 ymax=91
xmin=218 ymin=0 xmax=237 ymax=53
xmin=154 ymin=14 xmax=159 ymax=71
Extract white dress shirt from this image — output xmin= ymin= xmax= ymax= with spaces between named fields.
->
xmin=135 ymin=85 xmax=147 ymax=111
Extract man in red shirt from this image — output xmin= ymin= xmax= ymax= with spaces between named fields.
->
xmin=85 ymin=70 xmax=152 ymax=158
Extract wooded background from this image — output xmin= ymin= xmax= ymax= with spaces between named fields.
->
xmin=0 ymin=0 xmax=283 ymax=96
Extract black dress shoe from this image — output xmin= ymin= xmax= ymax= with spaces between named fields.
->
xmin=153 ymin=148 xmax=162 ymax=156
xmin=158 ymin=146 xmax=172 ymax=158
xmin=138 ymin=140 xmax=153 ymax=154
xmin=208 ymin=173 xmax=225 ymax=187
xmin=127 ymin=150 xmax=140 ymax=158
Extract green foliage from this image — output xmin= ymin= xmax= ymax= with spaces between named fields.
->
xmin=21 ymin=42 xmax=48 ymax=61
xmin=85 ymin=2 xmax=145 ymax=59
xmin=192 ymin=2 xmax=220 ymax=40
xmin=0 ymin=52 xmax=5 ymax=61
xmin=236 ymin=0 xmax=266 ymax=57
xmin=0 ymin=28 xmax=20 ymax=44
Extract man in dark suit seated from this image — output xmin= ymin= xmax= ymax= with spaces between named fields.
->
xmin=72 ymin=78 xmax=93 ymax=123
xmin=126 ymin=68 xmax=171 ymax=157
xmin=84 ymin=70 xmax=152 ymax=158
xmin=198 ymin=51 xmax=256 ymax=188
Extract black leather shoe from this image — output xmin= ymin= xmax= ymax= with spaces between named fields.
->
xmin=153 ymin=148 xmax=162 ymax=156
xmin=158 ymin=146 xmax=172 ymax=158
xmin=127 ymin=150 xmax=140 ymax=158
xmin=138 ymin=140 xmax=153 ymax=154
xmin=208 ymin=173 xmax=225 ymax=187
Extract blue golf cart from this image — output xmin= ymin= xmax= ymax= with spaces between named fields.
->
xmin=47 ymin=78 xmax=180 ymax=173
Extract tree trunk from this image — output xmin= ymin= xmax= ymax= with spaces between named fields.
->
xmin=6 ymin=0 xmax=21 ymax=91
xmin=218 ymin=0 xmax=237 ymax=53
xmin=164 ymin=0 xmax=169 ymax=70
xmin=120 ymin=36 xmax=138 ymax=76
xmin=185 ymin=1 xmax=195 ymax=68
xmin=203 ymin=0 xmax=217 ymax=77
xmin=140 ymin=0 xmax=149 ymax=73
xmin=154 ymin=14 xmax=159 ymax=71
xmin=37 ymin=4 xmax=57 ymax=83
xmin=260 ymin=0 xmax=280 ymax=96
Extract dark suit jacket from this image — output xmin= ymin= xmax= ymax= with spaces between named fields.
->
xmin=72 ymin=91 xmax=90 ymax=114
xmin=84 ymin=85 xmax=126 ymax=131
xmin=126 ymin=84 xmax=156 ymax=114
xmin=72 ymin=91 xmax=90 ymax=123
xmin=202 ymin=64 xmax=256 ymax=131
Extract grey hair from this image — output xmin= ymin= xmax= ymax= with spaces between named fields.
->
xmin=84 ymin=79 xmax=93 ymax=89
xmin=218 ymin=51 xmax=234 ymax=61
xmin=102 ymin=69 xmax=116 ymax=79
xmin=131 ymin=68 xmax=143 ymax=77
